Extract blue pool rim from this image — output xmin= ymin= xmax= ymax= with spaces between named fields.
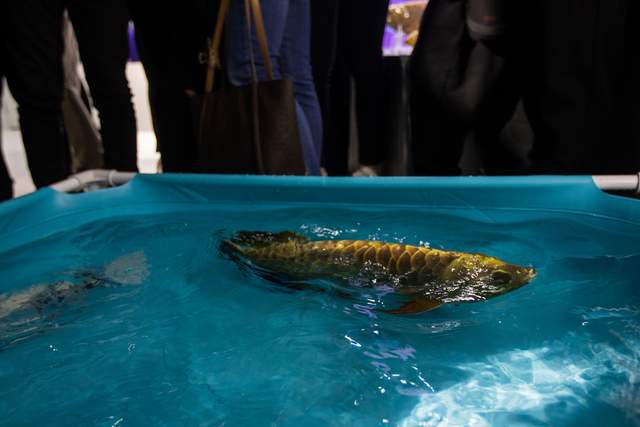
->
xmin=0 ymin=174 xmax=638 ymax=253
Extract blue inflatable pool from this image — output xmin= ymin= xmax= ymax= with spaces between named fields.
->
xmin=1 ymin=175 xmax=639 ymax=426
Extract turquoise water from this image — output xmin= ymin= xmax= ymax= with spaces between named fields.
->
xmin=1 ymin=206 xmax=639 ymax=426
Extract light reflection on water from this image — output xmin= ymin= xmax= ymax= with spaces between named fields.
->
xmin=400 ymin=323 xmax=640 ymax=427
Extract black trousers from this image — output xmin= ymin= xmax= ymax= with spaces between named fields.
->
xmin=0 ymin=0 xmax=69 ymax=201
xmin=311 ymin=0 xmax=390 ymax=175
xmin=128 ymin=0 xmax=216 ymax=173
xmin=66 ymin=0 xmax=138 ymax=172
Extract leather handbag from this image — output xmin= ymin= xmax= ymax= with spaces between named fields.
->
xmin=190 ymin=0 xmax=305 ymax=175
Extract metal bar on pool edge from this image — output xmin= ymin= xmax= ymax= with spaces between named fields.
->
xmin=51 ymin=169 xmax=136 ymax=193
xmin=592 ymin=173 xmax=640 ymax=194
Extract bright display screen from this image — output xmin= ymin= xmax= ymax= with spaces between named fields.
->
xmin=383 ymin=0 xmax=429 ymax=56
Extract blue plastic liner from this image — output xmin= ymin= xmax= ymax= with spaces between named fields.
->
xmin=0 ymin=174 xmax=638 ymax=254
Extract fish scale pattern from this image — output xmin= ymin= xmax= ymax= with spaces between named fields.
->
xmin=245 ymin=240 xmax=465 ymax=285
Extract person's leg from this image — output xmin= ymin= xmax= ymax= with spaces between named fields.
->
xmin=293 ymin=102 xmax=320 ymax=175
xmin=225 ymin=0 xmax=319 ymax=174
xmin=129 ymin=0 xmax=215 ymax=172
xmin=323 ymin=55 xmax=351 ymax=175
xmin=474 ymin=73 xmax=526 ymax=175
xmin=410 ymin=88 xmax=467 ymax=176
xmin=343 ymin=0 xmax=390 ymax=168
xmin=67 ymin=0 xmax=137 ymax=171
xmin=521 ymin=0 xmax=639 ymax=174
xmin=310 ymin=0 xmax=339 ymax=165
xmin=4 ymin=0 xmax=70 ymax=188
xmin=0 ymin=135 xmax=11 ymax=200
xmin=281 ymin=0 xmax=323 ymax=161
xmin=625 ymin=0 xmax=640 ymax=171
xmin=0 ymin=73 xmax=13 ymax=200
xmin=225 ymin=0 xmax=286 ymax=84
xmin=320 ymin=1 xmax=352 ymax=176
xmin=129 ymin=9 xmax=161 ymax=151
xmin=0 ymin=30 xmax=13 ymax=201
xmin=408 ymin=0 xmax=500 ymax=176
xmin=61 ymin=13 xmax=103 ymax=172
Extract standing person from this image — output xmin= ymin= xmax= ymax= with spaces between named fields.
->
xmin=311 ymin=0 xmax=391 ymax=176
xmin=0 ymin=0 xmax=70 ymax=202
xmin=225 ymin=0 xmax=323 ymax=175
xmin=66 ymin=0 xmax=138 ymax=172
xmin=128 ymin=0 xmax=217 ymax=173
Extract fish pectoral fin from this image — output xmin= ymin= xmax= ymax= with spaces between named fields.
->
xmin=385 ymin=298 xmax=442 ymax=315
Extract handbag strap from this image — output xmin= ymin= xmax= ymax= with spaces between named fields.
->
xmin=247 ymin=0 xmax=274 ymax=81
xmin=205 ymin=0 xmax=230 ymax=93
xmin=205 ymin=0 xmax=275 ymax=93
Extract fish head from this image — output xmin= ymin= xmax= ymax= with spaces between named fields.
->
xmin=220 ymin=231 xmax=308 ymax=260
xmin=474 ymin=256 xmax=537 ymax=294
xmin=444 ymin=255 xmax=536 ymax=297
xmin=489 ymin=262 xmax=535 ymax=289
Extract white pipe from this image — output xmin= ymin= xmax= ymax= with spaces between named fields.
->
xmin=51 ymin=169 xmax=136 ymax=193
xmin=592 ymin=173 xmax=640 ymax=194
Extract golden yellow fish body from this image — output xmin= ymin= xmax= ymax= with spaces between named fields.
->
xmin=243 ymin=239 xmax=455 ymax=282
xmin=223 ymin=231 xmax=536 ymax=313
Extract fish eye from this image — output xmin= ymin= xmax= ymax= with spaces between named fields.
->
xmin=491 ymin=270 xmax=512 ymax=284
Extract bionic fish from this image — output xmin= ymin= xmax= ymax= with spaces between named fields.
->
xmin=221 ymin=231 xmax=536 ymax=314
xmin=0 ymin=251 xmax=149 ymax=321
xmin=0 ymin=251 xmax=149 ymax=348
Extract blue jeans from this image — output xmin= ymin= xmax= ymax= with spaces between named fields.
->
xmin=225 ymin=0 xmax=322 ymax=175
